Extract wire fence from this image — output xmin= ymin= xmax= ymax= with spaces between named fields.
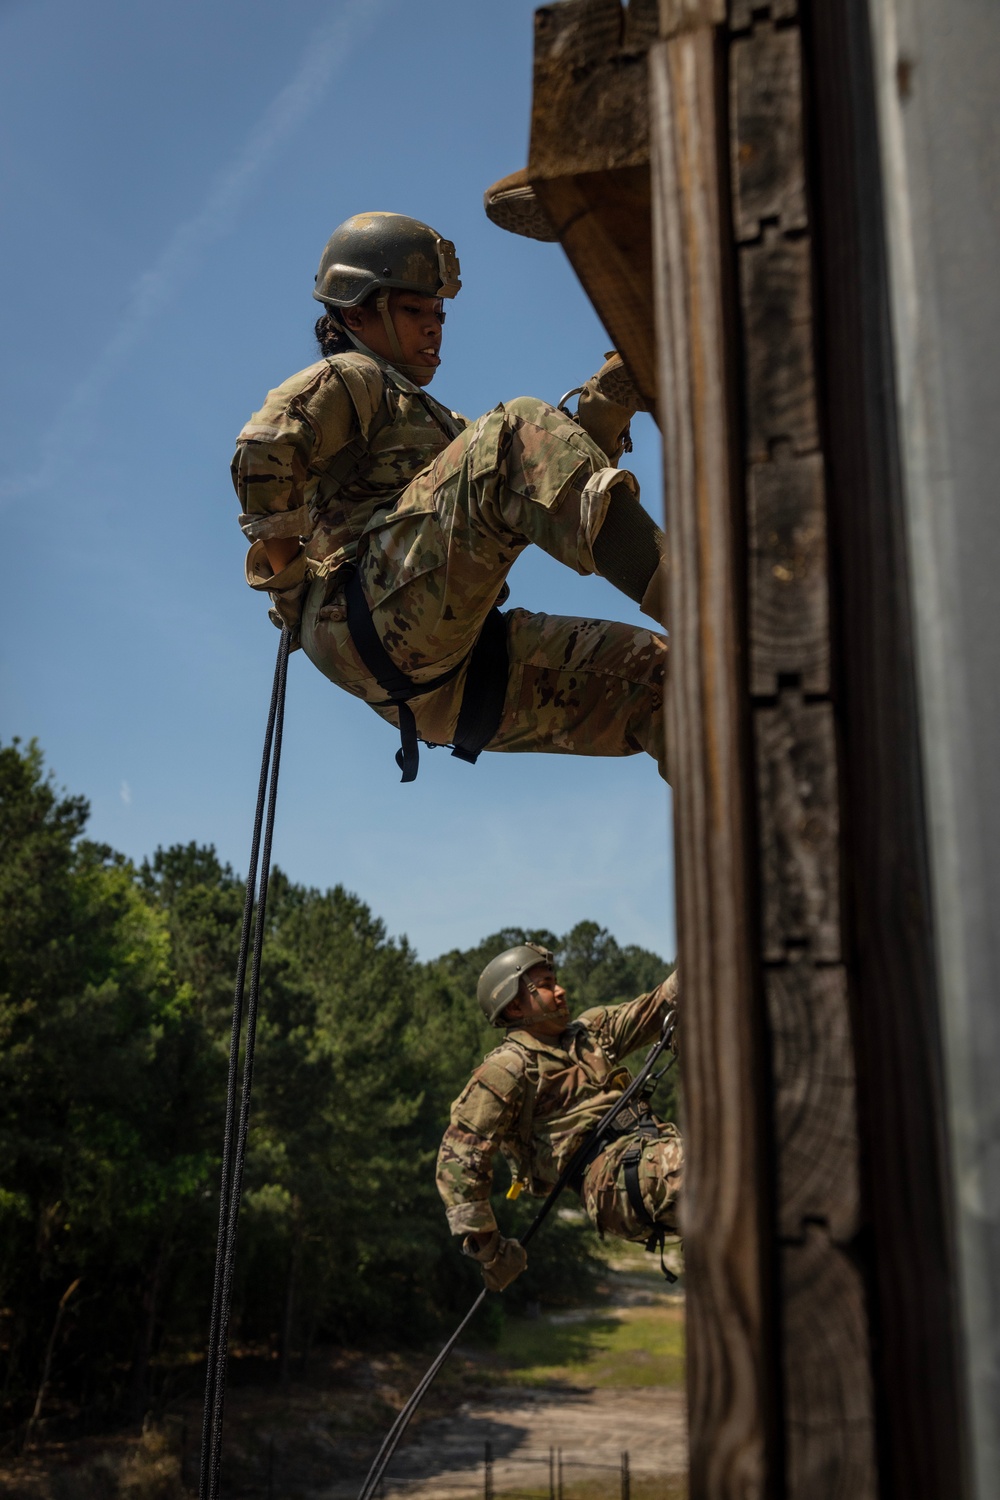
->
xmin=170 ymin=1421 xmax=685 ymax=1499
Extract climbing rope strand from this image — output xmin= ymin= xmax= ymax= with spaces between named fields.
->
xmin=199 ymin=627 xmax=291 ymax=1500
xmin=198 ymin=629 xmax=282 ymax=1499
xmin=355 ymin=1006 xmax=678 ymax=1500
xmin=357 ymin=1290 xmax=489 ymax=1500
xmin=207 ymin=626 xmax=290 ymax=1499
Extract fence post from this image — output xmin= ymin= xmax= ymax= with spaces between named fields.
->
xmin=557 ymin=1445 xmax=564 ymax=1500
xmin=484 ymin=1438 xmax=494 ymax=1500
xmin=621 ymin=1449 xmax=630 ymax=1500
xmin=549 ymin=1445 xmax=556 ymax=1500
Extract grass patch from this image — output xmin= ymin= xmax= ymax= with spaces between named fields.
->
xmin=494 ymin=1302 xmax=685 ymax=1390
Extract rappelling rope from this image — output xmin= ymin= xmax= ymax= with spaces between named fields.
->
xmin=199 ymin=627 xmax=292 ymax=1500
xmin=356 ymin=1006 xmax=678 ymax=1500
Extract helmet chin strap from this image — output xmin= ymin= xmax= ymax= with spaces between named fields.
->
xmin=336 ymin=292 xmax=433 ymax=386
xmin=375 ymin=289 xmax=406 ymax=366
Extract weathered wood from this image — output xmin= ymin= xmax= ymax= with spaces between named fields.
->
xmin=531 ymin=0 xmax=651 ymax=178
xmin=533 ymin=169 xmax=657 ymax=408
xmin=650 ymin=33 xmax=772 ymax=1500
xmin=529 ymin=0 xmax=658 ymax=408
xmin=755 ymin=692 xmax=840 ymax=961
xmin=782 ymin=1224 xmax=878 ymax=1497
xmin=658 ymin=0 xmax=725 ymax=33
xmin=766 ymin=963 xmax=859 ymax=1240
xmin=740 ymin=228 xmax=819 ymax=459
xmin=749 ymin=444 xmax=829 ymax=695
xmin=729 ymin=0 xmax=797 ymax=32
xmin=730 ymin=22 xmax=807 ymax=241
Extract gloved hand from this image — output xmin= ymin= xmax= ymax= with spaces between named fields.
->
xmin=657 ymin=970 xmax=681 ymax=1054
xmin=462 ymin=1231 xmax=528 ymax=1292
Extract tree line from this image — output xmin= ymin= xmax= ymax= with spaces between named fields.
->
xmin=0 ymin=739 xmax=673 ymax=1436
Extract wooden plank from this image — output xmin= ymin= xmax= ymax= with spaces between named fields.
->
xmin=740 ymin=228 xmax=819 ymax=459
xmin=782 ymin=1225 xmax=878 ymax=1498
xmin=766 ymin=963 xmax=859 ymax=1241
xmin=730 ymin=22 xmax=807 ymax=241
xmin=650 ymin=33 xmax=772 ymax=1500
xmin=658 ymin=0 xmax=725 ymax=32
xmin=534 ymin=169 xmax=657 ymax=409
xmin=530 ymin=0 xmax=650 ymax=178
xmin=749 ymin=445 xmax=829 ymax=695
xmin=528 ymin=0 xmax=658 ymax=408
xmin=729 ymin=0 xmax=797 ymax=32
xmin=755 ymin=692 xmax=840 ymax=962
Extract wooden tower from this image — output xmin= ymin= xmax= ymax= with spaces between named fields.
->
xmin=520 ymin=0 xmax=1000 ymax=1495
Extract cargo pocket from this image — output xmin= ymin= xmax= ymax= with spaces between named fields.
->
xmin=360 ymin=504 xmax=449 ymax=610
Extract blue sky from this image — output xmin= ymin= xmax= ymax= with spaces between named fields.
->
xmin=1 ymin=0 xmax=675 ymax=962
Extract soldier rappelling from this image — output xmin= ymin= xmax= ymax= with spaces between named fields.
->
xmin=232 ymin=211 xmax=668 ymax=781
xmin=437 ymin=943 xmax=682 ymax=1290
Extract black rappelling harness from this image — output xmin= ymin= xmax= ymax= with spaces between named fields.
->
xmin=344 ymin=565 xmax=509 ymax=783
xmin=354 ymin=1007 xmax=680 ymax=1500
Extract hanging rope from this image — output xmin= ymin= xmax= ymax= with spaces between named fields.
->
xmin=199 ymin=627 xmax=291 ymax=1500
xmin=356 ymin=1008 xmax=678 ymax=1500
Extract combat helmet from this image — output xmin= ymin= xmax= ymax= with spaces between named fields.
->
xmin=477 ymin=942 xmax=555 ymax=1027
xmin=313 ymin=212 xmax=461 ymax=308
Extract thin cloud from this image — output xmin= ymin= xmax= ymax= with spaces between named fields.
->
xmin=120 ymin=780 xmax=132 ymax=807
xmin=3 ymin=0 xmax=383 ymax=500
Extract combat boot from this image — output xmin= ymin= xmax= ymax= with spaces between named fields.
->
xmin=574 ymin=352 xmax=647 ymax=465
xmin=483 ymin=168 xmax=557 ymax=242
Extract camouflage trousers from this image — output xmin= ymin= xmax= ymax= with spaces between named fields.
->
xmin=300 ymin=397 xmax=667 ymax=773
xmin=580 ymin=1123 xmax=684 ymax=1243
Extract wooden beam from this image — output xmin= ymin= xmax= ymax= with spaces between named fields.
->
xmin=649 ymin=28 xmax=773 ymax=1498
xmin=528 ymin=0 xmax=659 ymax=409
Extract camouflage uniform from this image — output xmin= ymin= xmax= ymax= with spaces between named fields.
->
xmin=436 ymin=978 xmax=683 ymax=1245
xmin=233 ymin=349 xmax=666 ymax=771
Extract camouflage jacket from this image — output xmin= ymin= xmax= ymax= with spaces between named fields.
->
xmin=436 ymin=979 xmax=676 ymax=1237
xmin=231 ymin=349 xmax=466 ymax=631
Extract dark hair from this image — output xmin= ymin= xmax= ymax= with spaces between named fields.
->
xmin=314 ymin=311 xmax=353 ymax=357
xmin=314 ymin=291 xmax=380 ymax=356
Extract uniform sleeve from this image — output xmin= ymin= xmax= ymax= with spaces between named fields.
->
xmin=231 ymin=358 xmax=375 ymax=624
xmin=581 ymin=970 xmax=679 ymax=1064
xmin=435 ymin=1059 xmax=525 ymax=1237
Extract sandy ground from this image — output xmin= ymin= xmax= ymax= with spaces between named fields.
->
xmin=319 ymin=1384 xmax=687 ymax=1499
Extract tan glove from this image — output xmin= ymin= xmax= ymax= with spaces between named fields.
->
xmin=462 ymin=1231 xmax=528 ymax=1292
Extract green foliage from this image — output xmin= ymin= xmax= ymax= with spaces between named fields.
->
xmin=0 ymin=740 xmax=672 ymax=1437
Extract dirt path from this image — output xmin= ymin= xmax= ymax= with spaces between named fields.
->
xmin=319 ymin=1385 xmax=687 ymax=1499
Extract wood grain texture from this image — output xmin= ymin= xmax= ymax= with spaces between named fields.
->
xmin=729 ymin=0 xmax=797 ymax=32
xmin=766 ymin=963 xmax=859 ymax=1241
xmin=731 ymin=23 xmax=807 ymax=241
xmin=782 ymin=1225 xmax=877 ymax=1497
xmin=534 ymin=169 xmax=657 ymax=409
xmin=740 ymin=229 xmax=819 ymax=459
xmin=650 ymin=34 xmax=771 ymax=1499
xmin=755 ymin=692 xmax=841 ymax=961
xmin=531 ymin=0 xmax=650 ymax=178
xmin=529 ymin=0 xmax=658 ymax=409
xmin=658 ymin=0 xmax=725 ymax=34
xmin=749 ymin=445 xmax=829 ymax=695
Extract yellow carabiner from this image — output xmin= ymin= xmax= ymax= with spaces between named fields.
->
xmin=506 ymin=1179 xmax=523 ymax=1201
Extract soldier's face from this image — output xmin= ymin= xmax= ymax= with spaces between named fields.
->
xmin=341 ymin=291 xmax=446 ymax=384
xmin=509 ymin=964 xmax=569 ymax=1036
